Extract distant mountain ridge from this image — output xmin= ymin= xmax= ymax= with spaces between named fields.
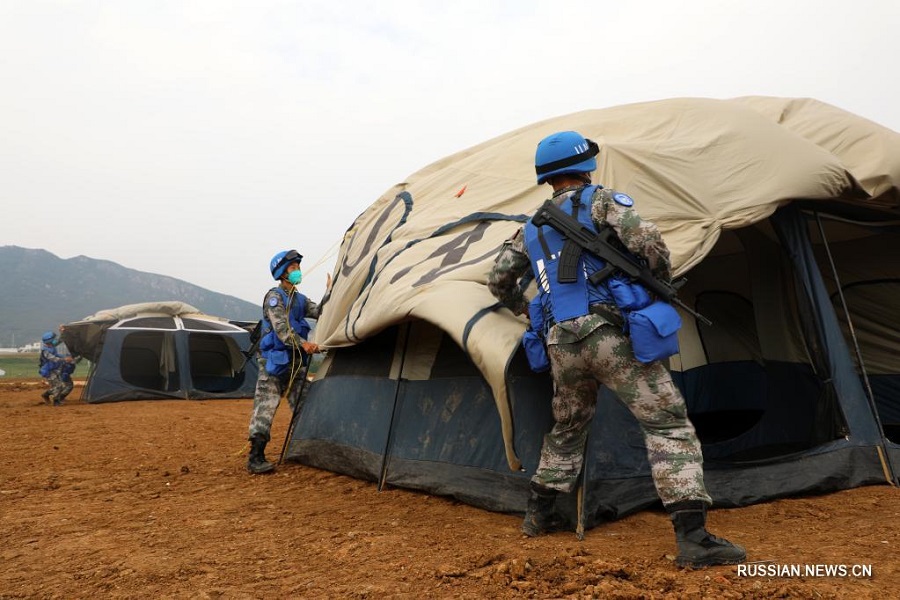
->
xmin=0 ymin=246 xmax=260 ymax=347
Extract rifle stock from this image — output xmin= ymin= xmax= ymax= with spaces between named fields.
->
xmin=246 ymin=320 xmax=263 ymax=356
xmin=238 ymin=320 xmax=263 ymax=372
xmin=531 ymin=200 xmax=711 ymax=326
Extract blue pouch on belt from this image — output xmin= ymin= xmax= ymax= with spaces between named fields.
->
xmin=607 ymin=276 xmax=652 ymax=311
xmin=522 ymin=297 xmax=550 ymax=373
xmin=627 ymin=300 xmax=682 ymax=363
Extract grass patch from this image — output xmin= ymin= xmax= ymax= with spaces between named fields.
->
xmin=0 ymin=352 xmax=91 ymax=379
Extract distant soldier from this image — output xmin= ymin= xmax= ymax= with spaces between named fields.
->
xmin=246 ymin=249 xmax=325 ymax=474
xmin=39 ymin=331 xmax=73 ymax=406
xmin=487 ymin=131 xmax=745 ymax=568
xmin=55 ymin=325 xmax=81 ymax=404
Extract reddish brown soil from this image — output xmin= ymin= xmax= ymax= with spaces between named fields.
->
xmin=1 ymin=379 xmax=897 ymax=599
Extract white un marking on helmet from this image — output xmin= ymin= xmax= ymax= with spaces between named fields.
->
xmin=575 ymin=143 xmax=587 ymax=153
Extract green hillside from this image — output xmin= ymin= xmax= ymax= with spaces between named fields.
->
xmin=0 ymin=246 xmax=259 ymax=347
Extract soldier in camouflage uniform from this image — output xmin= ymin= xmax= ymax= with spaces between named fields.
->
xmin=54 ymin=326 xmax=80 ymax=404
xmin=247 ymin=249 xmax=324 ymax=474
xmin=487 ymin=131 xmax=745 ymax=568
xmin=39 ymin=331 xmax=73 ymax=406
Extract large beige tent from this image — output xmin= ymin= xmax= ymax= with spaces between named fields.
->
xmin=287 ymin=97 xmax=900 ymax=521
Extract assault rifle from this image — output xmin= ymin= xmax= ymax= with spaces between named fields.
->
xmin=530 ymin=200 xmax=711 ymax=326
xmin=238 ymin=320 xmax=263 ymax=371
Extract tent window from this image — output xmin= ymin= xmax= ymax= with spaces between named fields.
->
xmin=832 ymin=280 xmax=900 ymax=375
xmin=430 ymin=334 xmax=482 ymax=378
xmin=181 ymin=318 xmax=236 ymax=332
xmin=672 ymin=221 xmax=841 ymax=460
xmin=327 ymin=328 xmax=398 ymax=377
xmin=118 ymin=317 xmax=178 ymax=330
xmin=832 ymin=279 xmax=900 ymax=443
xmin=695 ymin=292 xmax=761 ymax=364
xmin=120 ymin=332 xmax=178 ymax=391
xmin=188 ymin=332 xmax=246 ymax=393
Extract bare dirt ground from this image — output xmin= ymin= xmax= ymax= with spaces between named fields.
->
xmin=1 ymin=379 xmax=897 ymax=599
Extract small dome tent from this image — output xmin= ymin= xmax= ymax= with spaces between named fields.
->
xmin=286 ymin=97 xmax=900 ymax=526
xmin=62 ymin=301 xmax=258 ymax=403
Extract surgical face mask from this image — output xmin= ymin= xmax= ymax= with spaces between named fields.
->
xmin=287 ymin=269 xmax=303 ymax=286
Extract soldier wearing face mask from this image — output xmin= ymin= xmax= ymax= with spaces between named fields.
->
xmin=246 ymin=249 xmax=323 ymax=474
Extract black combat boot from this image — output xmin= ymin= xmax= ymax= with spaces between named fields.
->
xmin=521 ymin=483 xmax=560 ymax=537
xmin=668 ymin=502 xmax=746 ymax=568
xmin=247 ymin=435 xmax=276 ymax=475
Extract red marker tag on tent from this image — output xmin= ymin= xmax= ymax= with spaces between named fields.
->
xmin=455 ymin=185 xmax=467 ymax=198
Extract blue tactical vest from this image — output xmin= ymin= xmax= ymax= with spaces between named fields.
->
xmin=38 ymin=343 xmax=62 ymax=378
xmin=524 ymin=185 xmax=682 ymax=364
xmin=523 ymin=185 xmax=618 ymax=325
xmin=259 ymin=286 xmax=311 ymax=376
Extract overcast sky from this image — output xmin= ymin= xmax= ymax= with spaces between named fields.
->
xmin=2 ymin=0 xmax=898 ymax=307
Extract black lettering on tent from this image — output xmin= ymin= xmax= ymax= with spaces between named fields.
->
xmin=340 ymin=192 xmax=413 ymax=277
xmin=343 ymin=192 xmax=414 ymax=342
xmin=390 ymin=221 xmax=491 ymax=285
xmin=412 ymin=244 xmax=502 ymax=287
xmin=348 ymin=210 xmax=529 ymax=342
xmin=389 ymin=214 xmax=531 ymax=285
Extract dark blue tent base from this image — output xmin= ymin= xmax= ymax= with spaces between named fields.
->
xmin=290 ymin=433 xmax=890 ymax=527
xmin=285 ymin=367 xmax=894 ymax=527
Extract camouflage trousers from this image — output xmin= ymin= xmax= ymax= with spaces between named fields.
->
xmin=247 ymin=358 xmax=306 ymax=443
xmin=44 ymin=372 xmax=73 ymax=403
xmin=535 ymin=324 xmax=712 ymax=507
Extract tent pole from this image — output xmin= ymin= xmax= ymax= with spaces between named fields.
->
xmin=378 ymin=323 xmax=412 ymax=492
xmin=79 ymin=361 xmax=97 ymax=402
xmin=576 ymin=438 xmax=589 ymax=541
xmin=277 ymin=355 xmax=314 ymax=465
xmin=814 ymin=212 xmax=898 ymax=485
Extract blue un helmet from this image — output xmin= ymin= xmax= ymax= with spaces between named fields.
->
xmin=41 ymin=331 xmax=56 ymax=343
xmin=269 ymin=249 xmax=303 ymax=280
xmin=534 ymin=131 xmax=600 ymax=184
